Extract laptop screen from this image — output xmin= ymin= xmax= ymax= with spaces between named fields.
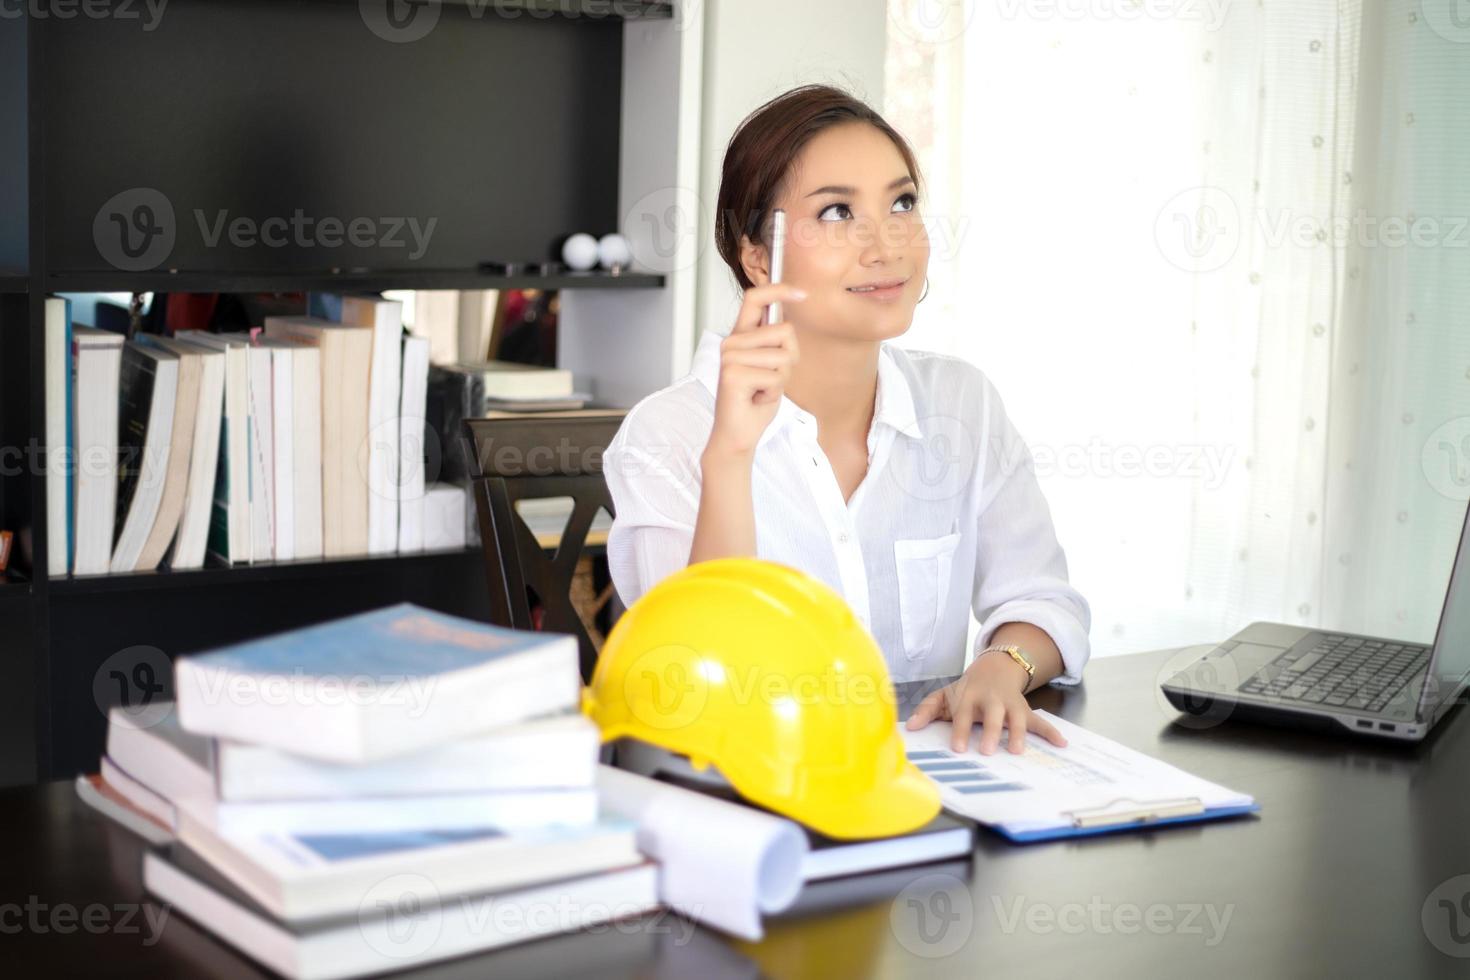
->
xmin=1419 ymin=502 xmax=1470 ymax=721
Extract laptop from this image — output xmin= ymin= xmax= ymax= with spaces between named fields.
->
xmin=1161 ymin=503 xmax=1470 ymax=742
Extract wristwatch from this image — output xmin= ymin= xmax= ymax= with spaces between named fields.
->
xmin=979 ymin=644 xmax=1035 ymax=692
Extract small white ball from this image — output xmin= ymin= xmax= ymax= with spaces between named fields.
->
xmin=562 ymin=233 xmax=600 ymax=272
xmin=597 ymin=233 xmax=632 ymax=270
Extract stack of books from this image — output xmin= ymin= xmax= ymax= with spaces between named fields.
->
xmin=425 ymin=360 xmax=587 ymax=485
xmin=79 ymin=603 xmax=656 ymax=978
xmin=44 ymin=293 xmax=439 ymax=577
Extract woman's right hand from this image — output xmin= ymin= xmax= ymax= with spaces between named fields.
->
xmin=705 ymin=283 xmax=807 ymax=460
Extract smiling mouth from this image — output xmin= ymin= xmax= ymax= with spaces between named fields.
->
xmin=847 ymin=277 xmax=910 ymax=294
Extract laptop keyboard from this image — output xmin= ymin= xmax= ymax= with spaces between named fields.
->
xmin=1237 ymin=635 xmax=1427 ymax=712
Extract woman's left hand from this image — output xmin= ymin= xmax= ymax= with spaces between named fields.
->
xmin=904 ymin=651 xmax=1068 ymax=755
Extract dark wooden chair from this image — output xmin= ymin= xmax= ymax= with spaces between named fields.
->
xmin=463 ymin=413 xmax=625 ymax=683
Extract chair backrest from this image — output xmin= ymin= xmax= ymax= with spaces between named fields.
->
xmin=463 ymin=413 xmax=625 ymax=682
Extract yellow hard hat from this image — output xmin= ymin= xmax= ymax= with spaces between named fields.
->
xmin=583 ymin=558 xmax=940 ymax=840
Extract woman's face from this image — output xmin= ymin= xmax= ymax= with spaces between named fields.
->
xmin=742 ymin=121 xmax=931 ymax=343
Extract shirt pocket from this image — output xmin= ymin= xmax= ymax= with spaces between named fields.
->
xmin=893 ymin=532 xmax=962 ymax=661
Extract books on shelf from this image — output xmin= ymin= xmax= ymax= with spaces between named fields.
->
xmin=111 ymin=340 xmax=179 ymax=573
xmin=175 ymin=602 xmax=579 ymax=762
xmin=177 ymin=330 xmax=252 ymax=566
xmin=263 ymin=316 xmax=372 ymax=559
xmin=43 ymin=290 xmax=469 ymax=578
xmin=43 ymin=297 xmax=72 ymax=576
xmin=426 ymin=360 xmax=577 ymax=483
xmin=483 ymin=394 xmax=590 ymax=413
xmin=139 ymin=335 xmax=226 ymax=570
xmin=338 ymin=296 xmax=404 ymax=557
xmin=398 ymin=335 xmax=431 ymax=553
xmin=70 ymin=325 xmax=126 ymax=575
xmin=423 ymin=482 xmax=470 ymax=550
xmin=130 ymin=335 xmax=201 ymax=571
xmin=456 ymin=288 xmax=501 ymax=363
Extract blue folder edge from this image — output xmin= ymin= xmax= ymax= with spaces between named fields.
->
xmin=991 ymin=801 xmax=1262 ymax=844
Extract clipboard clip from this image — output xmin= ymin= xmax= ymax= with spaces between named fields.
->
xmin=1061 ymin=796 xmax=1205 ymax=829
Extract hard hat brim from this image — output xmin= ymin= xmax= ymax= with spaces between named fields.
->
xmin=794 ymin=756 xmax=943 ymax=841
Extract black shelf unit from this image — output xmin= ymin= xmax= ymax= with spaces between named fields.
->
xmin=43 ymin=269 xmax=663 ymax=294
xmin=2 ymin=1 xmax=667 ymax=784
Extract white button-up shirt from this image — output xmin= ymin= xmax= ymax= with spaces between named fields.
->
xmin=603 ymin=330 xmax=1092 ymax=685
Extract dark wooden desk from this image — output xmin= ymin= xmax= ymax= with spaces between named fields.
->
xmin=3 ymin=646 xmax=1468 ymax=979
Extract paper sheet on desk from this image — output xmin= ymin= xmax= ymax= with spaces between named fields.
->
xmin=901 ymin=710 xmax=1255 ymax=837
xmin=596 ymin=765 xmax=806 ymax=940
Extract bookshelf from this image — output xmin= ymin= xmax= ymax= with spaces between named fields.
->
xmin=0 ymin=1 xmax=704 ymax=784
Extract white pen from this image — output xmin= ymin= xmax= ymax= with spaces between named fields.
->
xmin=763 ymin=208 xmax=787 ymax=326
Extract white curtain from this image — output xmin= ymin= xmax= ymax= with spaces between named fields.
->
xmin=886 ymin=0 xmax=1470 ymax=659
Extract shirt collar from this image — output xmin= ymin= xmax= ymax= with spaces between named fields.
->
xmin=690 ymin=329 xmax=923 ymax=441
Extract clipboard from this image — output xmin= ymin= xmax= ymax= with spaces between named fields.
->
xmin=901 ymin=712 xmax=1261 ymax=844
xmin=992 ymin=795 xmax=1261 ymax=844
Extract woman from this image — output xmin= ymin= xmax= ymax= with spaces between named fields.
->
xmin=604 ymin=85 xmax=1091 ymax=755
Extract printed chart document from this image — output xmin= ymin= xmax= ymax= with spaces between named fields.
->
xmin=901 ymin=711 xmax=1258 ymax=842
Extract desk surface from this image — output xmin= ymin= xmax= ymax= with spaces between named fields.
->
xmin=4 ymin=646 xmax=1468 ymax=979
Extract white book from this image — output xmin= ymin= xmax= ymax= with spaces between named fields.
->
xmin=75 ymin=771 xmax=173 ymax=845
xmin=167 ymin=798 xmax=644 ymax=923
xmin=422 ymin=482 xmax=468 ymax=551
xmin=110 ymin=342 xmax=179 ymax=573
xmin=288 ymin=344 xmax=323 ymax=560
xmin=339 ymin=296 xmax=403 ymax=556
xmin=396 ymin=336 xmax=430 ymax=553
xmin=412 ymin=288 xmax=459 ymax=365
xmin=134 ymin=335 xmax=206 ymax=571
xmin=175 ymin=603 xmax=579 ymax=763
xmin=456 ymin=288 xmax=499 ymax=363
xmin=205 ymin=787 xmax=597 ymax=837
xmin=99 ymin=755 xmax=178 ymax=833
xmin=262 ymin=316 xmax=372 ymax=558
xmin=258 ymin=341 xmax=297 ymax=561
xmin=244 ymin=343 xmax=274 ymax=563
xmin=216 ymin=713 xmax=599 ymax=801
xmin=106 ymin=705 xmax=215 ymax=804
xmin=144 ymin=848 xmax=656 ymax=980
xmin=177 ymin=330 xmax=251 ymax=565
xmin=71 ymin=326 xmax=125 ymax=575
xmin=151 ymin=337 xmax=226 ymax=569
xmin=43 ymin=297 xmax=70 ymax=576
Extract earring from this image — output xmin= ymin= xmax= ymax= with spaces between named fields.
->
xmin=919 ymin=277 xmax=930 ymax=303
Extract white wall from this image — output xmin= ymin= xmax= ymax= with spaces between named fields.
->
xmin=693 ymin=0 xmax=889 ymax=349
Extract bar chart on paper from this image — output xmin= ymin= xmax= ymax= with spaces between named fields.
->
xmin=902 ymin=711 xmax=1258 ymax=842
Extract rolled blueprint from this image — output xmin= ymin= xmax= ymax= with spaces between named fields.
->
xmin=596 ymin=764 xmax=806 ymax=940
